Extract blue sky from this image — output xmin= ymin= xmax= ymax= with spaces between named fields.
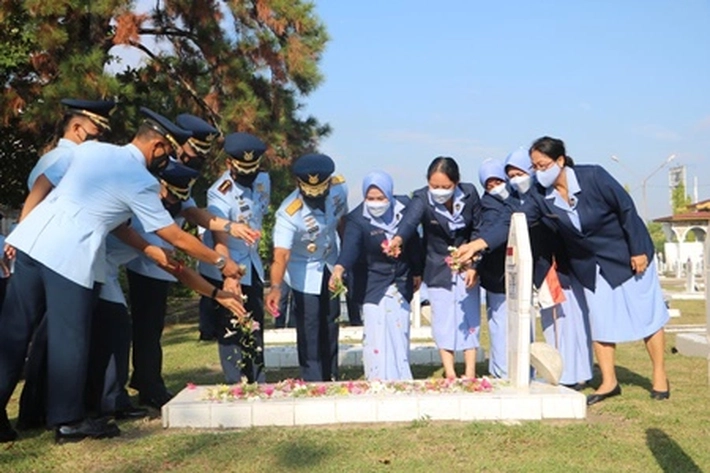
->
xmin=302 ymin=0 xmax=710 ymax=219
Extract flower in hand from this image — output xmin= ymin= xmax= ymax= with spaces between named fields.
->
xmin=445 ymin=246 xmax=465 ymax=272
xmin=330 ymin=277 xmax=348 ymax=300
xmin=381 ymin=236 xmax=402 ymax=258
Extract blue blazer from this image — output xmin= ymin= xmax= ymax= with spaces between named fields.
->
xmin=336 ymin=196 xmax=423 ymax=304
xmin=529 ymin=165 xmax=654 ymax=290
xmin=397 ymin=183 xmax=481 ymax=289
xmin=476 ymin=192 xmax=516 ymax=294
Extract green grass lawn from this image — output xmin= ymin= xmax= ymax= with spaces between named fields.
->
xmin=1 ymin=298 xmax=708 ymax=472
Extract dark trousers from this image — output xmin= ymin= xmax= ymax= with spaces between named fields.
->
xmin=0 ymin=277 xmax=7 ymax=309
xmin=17 ymin=317 xmax=48 ymax=428
xmin=127 ymin=270 xmax=170 ymax=397
xmin=292 ymin=269 xmax=340 ymax=381
xmin=205 ymin=270 xmax=265 ymax=384
xmin=345 ymin=292 xmax=363 ymax=326
xmin=85 ymin=300 xmax=132 ymax=414
xmin=198 ymin=279 xmax=218 ymax=339
xmin=0 ymin=251 xmax=97 ymax=426
xmin=274 ymin=283 xmax=296 ymax=328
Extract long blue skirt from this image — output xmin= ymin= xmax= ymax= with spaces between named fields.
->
xmin=540 ymin=275 xmax=593 ymax=385
xmin=583 ymin=260 xmax=669 ymax=343
xmin=428 ymin=273 xmax=480 ymax=351
xmin=486 ymin=291 xmax=507 ymax=378
xmin=362 ymin=285 xmax=413 ymax=381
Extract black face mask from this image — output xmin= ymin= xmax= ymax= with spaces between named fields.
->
xmin=162 ymin=199 xmax=183 ymax=218
xmin=302 ymin=190 xmax=329 ymax=212
xmin=80 ymin=125 xmax=103 ymax=142
xmin=232 ymin=171 xmax=258 ymax=189
xmin=180 ymin=154 xmax=205 ymax=171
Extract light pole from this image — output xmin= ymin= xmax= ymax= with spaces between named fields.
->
xmin=641 ymin=154 xmax=677 ymax=222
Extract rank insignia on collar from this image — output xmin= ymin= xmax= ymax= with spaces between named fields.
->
xmin=218 ymin=180 xmax=232 ymax=194
xmin=256 ymin=183 xmax=264 ymax=192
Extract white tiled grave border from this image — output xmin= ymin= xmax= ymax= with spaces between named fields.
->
xmin=162 ymin=381 xmax=586 ymax=428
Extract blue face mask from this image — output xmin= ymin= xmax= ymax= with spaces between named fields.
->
xmin=536 ymin=163 xmax=562 ymax=188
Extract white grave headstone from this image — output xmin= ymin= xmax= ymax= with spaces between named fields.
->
xmin=506 ymin=212 xmax=533 ymax=389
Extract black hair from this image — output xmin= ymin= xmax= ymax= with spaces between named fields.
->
xmin=426 ymin=156 xmax=460 ymax=183
xmin=529 ymin=136 xmax=575 ymax=167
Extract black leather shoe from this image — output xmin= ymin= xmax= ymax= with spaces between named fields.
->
xmin=650 ymin=381 xmax=670 ymax=400
xmin=113 ymin=406 xmax=149 ymax=420
xmin=586 ymin=384 xmax=622 ymax=406
xmin=0 ymin=411 xmax=18 ymax=443
xmin=55 ymin=418 xmax=121 ymax=444
xmin=139 ymin=391 xmax=174 ymax=410
xmin=562 ymin=382 xmax=587 ymax=391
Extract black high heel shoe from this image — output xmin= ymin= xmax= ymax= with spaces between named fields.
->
xmin=650 ymin=381 xmax=670 ymax=400
xmin=586 ymin=384 xmax=622 ymax=406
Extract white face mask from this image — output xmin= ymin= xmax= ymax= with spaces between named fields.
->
xmin=510 ymin=174 xmax=532 ymax=194
xmin=365 ymin=200 xmax=390 ymax=218
xmin=488 ymin=183 xmax=510 ymax=201
xmin=429 ymin=187 xmax=455 ymax=204
xmin=536 ymin=163 xmax=562 ymax=188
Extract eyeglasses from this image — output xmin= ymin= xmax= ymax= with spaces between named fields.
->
xmin=532 ymin=159 xmax=556 ymax=172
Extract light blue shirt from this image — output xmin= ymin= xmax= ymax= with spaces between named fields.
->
xmin=199 ymin=171 xmax=270 ymax=285
xmin=428 ymin=186 xmax=467 ymax=232
xmin=273 ymin=180 xmax=348 ymax=294
xmin=27 ymin=138 xmax=77 ymax=189
xmin=545 ymin=167 xmax=582 ymax=232
xmin=100 ymin=235 xmax=141 ymax=305
xmin=124 ymin=207 xmax=190 ymax=282
xmin=7 ymin=141 xmax=174 ymax=288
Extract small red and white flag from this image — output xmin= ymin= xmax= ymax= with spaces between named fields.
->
xmin=538 ymin=263 xmax=566 ymax=309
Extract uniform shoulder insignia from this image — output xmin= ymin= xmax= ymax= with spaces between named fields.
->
xmin=330 ymin=174 xmax=345 ymax=185
xmin=286 ymin=198 xmax=302 ymax=216
xmin=218 ymin=180 xmax=232 ymax=194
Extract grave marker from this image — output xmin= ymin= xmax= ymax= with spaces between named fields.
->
xmin=506 ymin=212 xmax=533 ymax=389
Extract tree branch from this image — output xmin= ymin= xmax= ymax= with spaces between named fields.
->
xmin=128 ymin=39 xmax=223 ymax=133
xmin=138 ymin=27 xmax=197 ymax=41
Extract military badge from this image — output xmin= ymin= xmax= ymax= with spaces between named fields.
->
xmin=306 ymin=242 xmax=317 ymax=253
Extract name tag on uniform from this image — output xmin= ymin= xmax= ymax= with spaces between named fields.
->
xmin=240 ymin=205 xmax=250 ymax=212
xmin=429 ymin=220 xmax=440 ymax=225
xmin=370 ymin=229 xmax=385 ymax=236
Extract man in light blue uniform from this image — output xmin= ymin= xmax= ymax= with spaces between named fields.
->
xmin=265 ymin=154 xmax=348 ymax=381
xmin=0 ymin=108 xmax=243 ymax=444
xmin=26 ymin=98 xmax=115 ymax=191
xmin=16 ymin=98 xmax=116 ymax=431
xmin=199 ymin=132 xmax=270 ymax=383
xmin=124 ymin=159 xmax=202 ymax=409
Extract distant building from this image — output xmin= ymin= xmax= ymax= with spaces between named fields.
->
xmin=654 ymin=199 xmax=709 ymax=275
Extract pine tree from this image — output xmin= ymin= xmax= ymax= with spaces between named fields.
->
xmin=0 ymin=0 xmax=330 ymax=218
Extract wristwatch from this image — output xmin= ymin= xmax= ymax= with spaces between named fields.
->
xmin=214 ymin=255 xmax=227 ymax=270
xmin=223 ymin=221 xmax=233 ymax=234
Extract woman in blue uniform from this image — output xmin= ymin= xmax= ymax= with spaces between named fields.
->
xmin=329 ymin=171 xmax=422 ymax=380
xmin=504 ymin=149 xmax=592 ymax=389
xmin=474 ymin=159 xmax=516 ymax=378
xmin=388 ymin=157 xmax=481 ymax=379
xmin=528 ymin=136 xmax=669 ymax=405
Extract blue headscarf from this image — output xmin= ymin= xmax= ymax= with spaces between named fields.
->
xmin=362 ymin=170 xmax=396 ymax=225
xmin=478 ymin=158 xmax=507 ymax=188
xmin=504 ymin=148 xmax=532 ymax=175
